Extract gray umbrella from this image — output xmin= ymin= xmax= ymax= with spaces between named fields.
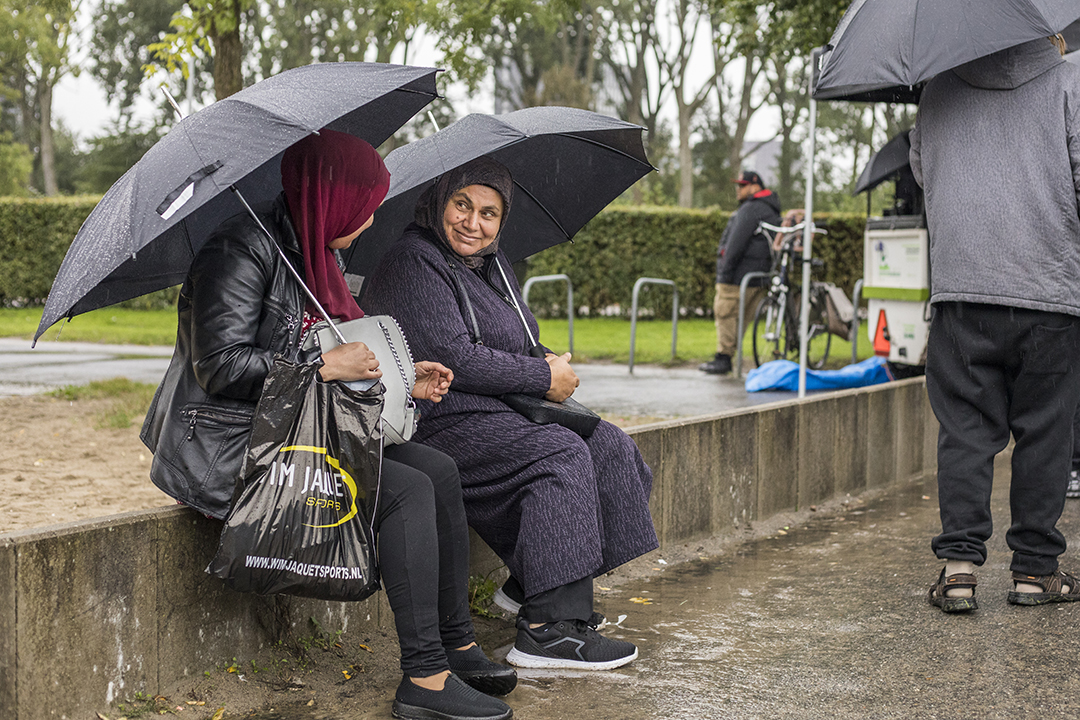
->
xmin=36 ymin=62 xmax=439 ymax=342
xmin=813 ymin=0 xmax=1080 ymax=102
xmin=852 ymin=130 xmax=911 ymax=195
xmin=342 ymin=106 xmax=653 ymax=281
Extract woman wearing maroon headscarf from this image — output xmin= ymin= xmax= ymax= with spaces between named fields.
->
xmin=142 ymin=131 xmax=515 ymax=720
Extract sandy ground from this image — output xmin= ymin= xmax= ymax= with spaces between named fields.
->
xmin=0 ymin=395 xmax=173 ymax=534
xmin=0 ymin=393 xmax=662 ymax=535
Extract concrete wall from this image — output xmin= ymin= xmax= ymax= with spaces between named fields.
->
xmin=0 ymin=377 xmax=936 ymax=719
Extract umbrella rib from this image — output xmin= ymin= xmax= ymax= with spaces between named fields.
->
xmin=512 ymin=179 xmax=571 ymax=240
xmin=499 ymin=131 xmax=654 ymax=242
xmin=559 ymin=133 xmax=655 ymax=170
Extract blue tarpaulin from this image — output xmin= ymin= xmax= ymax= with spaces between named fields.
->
xmin=745 ymin=356 xmax=893 ymax=393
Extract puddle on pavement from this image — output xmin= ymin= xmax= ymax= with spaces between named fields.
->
xmin=233 ymin=477 xmax=1080 ymax=718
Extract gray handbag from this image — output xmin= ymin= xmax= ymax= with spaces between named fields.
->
xmin=305 ymin=315 xmax=417 ymax=445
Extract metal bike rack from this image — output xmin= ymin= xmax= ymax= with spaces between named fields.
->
xmin=850 ymin=278 xmax=864 ymax=366
xmin=629 ymin=277 xmax=678 ymax=374
xmin=522 ymin=274 xmax=574 ymax=354
xmin=734 ymin=271 xmax=775 ymax=379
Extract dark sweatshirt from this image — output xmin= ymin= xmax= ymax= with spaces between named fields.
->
xmin=716 ymin=189 xmax=782 ymax=286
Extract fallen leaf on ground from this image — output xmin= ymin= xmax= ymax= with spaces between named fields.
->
xmin=211 ymin=708 xmax=225 ymax=720
xmin=629 ymin=597 xmax=653 ymax=605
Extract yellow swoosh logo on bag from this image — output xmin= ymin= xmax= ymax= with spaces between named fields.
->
xmin=280 ymin=445 xmax=359 ymax=528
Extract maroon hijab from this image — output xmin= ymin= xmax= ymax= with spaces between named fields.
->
xmin=281 ymin=130 xmax=390 ymax=321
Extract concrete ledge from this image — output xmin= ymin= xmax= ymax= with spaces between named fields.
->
xmin=0 ymin=377 xmax=936 ymax=719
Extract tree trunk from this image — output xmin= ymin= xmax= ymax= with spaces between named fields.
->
xmin=678 ymin=98 xmax=693 ymax=207
xmin=210 ymin=0 xmax=243 ymax=100
xmin=38 ymin=80 xmax=57 ymax=196
xmin=727 ymin=55 xmax=758 ymax=177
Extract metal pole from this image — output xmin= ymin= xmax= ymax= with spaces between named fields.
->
xmin=629 ymin=277 xmax=677 ymax=374
xmin=798 ymin=75 xmax=818 ymax=398
xmin=522 ymin=274 xmax=574 ymax=354
xmin=851 ymin=278 xmax=864 ymax=366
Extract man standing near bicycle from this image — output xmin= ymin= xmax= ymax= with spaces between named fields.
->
xmin=699 ymin=170 xmax=781 ymax=375
xmin=912 ymin=35 xmax=1080 ymax=613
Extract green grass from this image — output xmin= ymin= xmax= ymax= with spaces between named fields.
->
xmin=2 ymin=307 xmax=875 ymax=368
xmin=537 ymin=316 xmax=875 ymax=368
xmin=48 ymin=378 xmax=158 ymax=428
xmin=0 ymin=307 xmax=177 ymax=345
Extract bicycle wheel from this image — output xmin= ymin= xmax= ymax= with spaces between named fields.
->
xmin=751 ymin=293 xmax=790 ymax=367
xmin=804 ymin=284 xmax=832 ymax=369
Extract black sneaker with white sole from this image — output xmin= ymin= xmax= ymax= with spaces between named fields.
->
xmin=1068 ymin=468 xmax=1080 ymax=499
xmin=506 ymin=617 xmax=637 ymax=670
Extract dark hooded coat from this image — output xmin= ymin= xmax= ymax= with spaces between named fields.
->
xmin=363 ymin=180 xmax=658 ymax=596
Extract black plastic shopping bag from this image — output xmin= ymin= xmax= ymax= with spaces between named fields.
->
xmin=208 ymin=358 xmax=384 ymax=601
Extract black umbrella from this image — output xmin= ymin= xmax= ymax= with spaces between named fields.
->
xmin=342 ymin=106 xmax=653 ymax=281
xmin=852 ymin=130 xmax=911 ymax=195
xmin=1063 ymin=19 xmax=1080 ymax=51
xmin=813 ymin=0 xmax=1080 ymax=102
xmin=36 ymin=62 xmax=439 ymax=342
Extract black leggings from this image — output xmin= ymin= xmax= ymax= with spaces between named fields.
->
xmin=376 ymin=442 xmax=475 ymax=676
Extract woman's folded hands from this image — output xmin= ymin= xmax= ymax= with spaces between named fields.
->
xmin=544 ymin=352 xmax=579 ymax=402
xmin=413 ymin=361 xmax=454 ymax=402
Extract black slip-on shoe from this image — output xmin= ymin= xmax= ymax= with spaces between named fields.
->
xmin=446 ymin=644 xmax=518 ymax=696
xmin=392 ymin=674 xmax=512 ymax=720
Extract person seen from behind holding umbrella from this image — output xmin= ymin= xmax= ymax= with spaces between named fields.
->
xmin=699 ymin=170 xmax=781 ymax=375
xmin=141 ymin=131 xmax=516 ymax=720
xmin=911 ymin=34 xmax=1080 ymax=613
xmin=363 ymin=156 xmax=658 ymax=671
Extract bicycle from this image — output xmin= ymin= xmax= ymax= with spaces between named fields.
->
xmin=750 ymin=220 xmax=832 ymax=369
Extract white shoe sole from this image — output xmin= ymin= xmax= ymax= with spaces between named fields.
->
xmin=505 ymin=646 xmax=637 ymax=671
xmin=492 ymin=587 xmax=522 ymax=615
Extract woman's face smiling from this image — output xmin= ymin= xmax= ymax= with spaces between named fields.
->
xmin=442 ymin=184 xmax=504 ymax=257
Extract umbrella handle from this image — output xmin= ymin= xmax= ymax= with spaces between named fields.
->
xmin=229 ymin=187 xmax=348 ymax=346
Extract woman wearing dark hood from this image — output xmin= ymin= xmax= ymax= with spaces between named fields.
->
xmin=141 ymin=132 xmax=515 ymax=720
xmin=363 ymin=156 xmax=658 ymax=671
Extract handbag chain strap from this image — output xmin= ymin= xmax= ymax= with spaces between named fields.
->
xmin=379 ymin=320 xmax=416 ymax=410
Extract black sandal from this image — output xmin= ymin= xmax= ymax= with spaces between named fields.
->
xmin=927 ymin=567 xmax=978 ymax=613
xmin=1007 ymin=570 xmax=1080 ymax=606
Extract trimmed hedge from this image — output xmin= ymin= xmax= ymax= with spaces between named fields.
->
xmin=0 ymin=198 xmax=866 ymax=318
xmin=0 ymin=196 xmax=100 ymax=306
xmin=0 ymin=195 xmax=179 ymax=310
xmin=524 ymin=206 xmax=866 ymax=318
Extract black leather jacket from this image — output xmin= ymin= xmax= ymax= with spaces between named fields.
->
xmin=141 ymin=195 xmax=313 ymax=519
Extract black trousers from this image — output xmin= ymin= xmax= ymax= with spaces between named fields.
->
xmin=521 ymin=574 xmax=594 ymax=624
xmin=1072 ymin=403 xmax=1080 ymax=469
xmin=376 ymin=442 xmax=474 ymax=676
xmin=926 ymin=302 xmax=1080 ymax=575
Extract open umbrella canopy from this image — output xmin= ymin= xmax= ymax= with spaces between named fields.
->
xmin=342 ymin=106 xmax=653 ymax=281
xmin=853 ymin=130 xmax=911 ymax=195
xmin=36 ymin=62 xmax=439 ymax=342
xmin=813 ymin=0 xmax=1080 ymax=102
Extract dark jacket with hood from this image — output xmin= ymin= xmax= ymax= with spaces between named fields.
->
xmin=140 ymin=196 xmax=311 ymax=519
xmin=910 ymin=39 xmax=1080 ymax=316
xmin=716 ymin=188 xmax=782 ymax=286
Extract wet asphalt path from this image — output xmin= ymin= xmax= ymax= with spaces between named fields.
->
xmin=247 ymin=458 xmax=1080 ymax=720
xmin=0 ymin=338 xmax=794 ymax=417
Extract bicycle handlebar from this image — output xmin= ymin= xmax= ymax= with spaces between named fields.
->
xmin=758 ymin=220 xmax=827 ymax=235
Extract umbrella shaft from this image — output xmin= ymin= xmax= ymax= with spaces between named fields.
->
xmin=229 ymin=186 xmax=348 ymax=346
